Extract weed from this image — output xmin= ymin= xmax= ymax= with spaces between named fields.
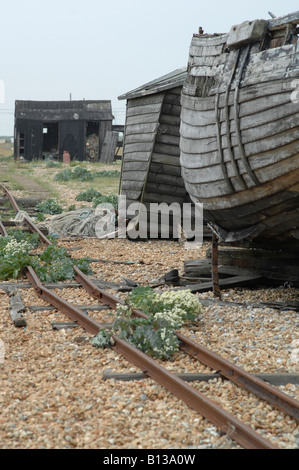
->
xmin=91 ymin=287 xmax=202 ymax=360
xmin=36 ymin=198 xmax=63 ymax=215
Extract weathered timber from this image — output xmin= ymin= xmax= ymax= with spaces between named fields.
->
xmin=102 ymin=372 xmax=299 ymax=385
xmin=184 ymin=259 xmax=260 ymax=279
xmin=7 ymin=289 xmax=26 ymax=327
xmin=180 ymin=274 xmax=264 ymax=293
xmin=0 ymin=278 xmax=125 ymax=291
xmin=196 ymin=297 xmax=299 ymax=313
xmin=30 ymin=304 xmax=111 ymax=312
xmin=180 ymin=13 xmax=299 ymax=252
xmin=268 ymin=11 xmax=299 ymax=30
xmin=0 ymin=197 xmax=42 ymax=207
xmin=119 ymin=69 xmax=193 ymax=237
xmin=206 ymin=248 xmax=299 ymax=283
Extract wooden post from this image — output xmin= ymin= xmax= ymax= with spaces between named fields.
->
xmin=212 ymin=233 xmax=221 ymax=299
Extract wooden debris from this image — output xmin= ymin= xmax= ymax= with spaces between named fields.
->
xmin=0 ymin=278 xmax=126 ymax=291
xmin=30 ymin=304 xmax=110 ymax=312
xmin=7 ymin=289 xmax=27 ymax=327
xmin=102 ymin=372 xmax=299 ymax=385
xmin=52 ymin=322 xmax=113 ymax=330
xmin=181 ymin=273 xmax=264 ymax=293
xmin=197 ymin=297 xmax=299 ymax=312
xmin=51 ymin=322 xmax=79 ymax=330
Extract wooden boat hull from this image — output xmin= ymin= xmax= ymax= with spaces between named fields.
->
xmin=180 ymin=15 xmax=299 ymax=250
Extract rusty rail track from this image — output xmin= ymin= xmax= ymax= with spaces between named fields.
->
xmin=1 ymin=183 xmax=299 ymax=449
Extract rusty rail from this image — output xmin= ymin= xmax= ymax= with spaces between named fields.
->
xmin=23 ymin=271 xmax=279 ymax=449
xmin=75 ymin=267 xmax=299 ymax=422
xmin=2 ymin=183 xmax=298 ymax=448
xmin=0 ymin=219 xmax=8 ymax=236
xmin=0 ymin=183 xmax=50 ymax=246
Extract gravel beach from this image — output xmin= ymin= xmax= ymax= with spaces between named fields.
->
xmin=1 ymin=237 xmax=298 ymax=449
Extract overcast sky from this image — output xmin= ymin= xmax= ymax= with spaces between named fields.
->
xmin=0 ymin=0 xmax=298 ymax=135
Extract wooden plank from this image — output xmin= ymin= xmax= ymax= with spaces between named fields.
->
xmin=119 ymin=190 xmax=141 ymax=201
xmin=8 ymin=290 xmax=26 ymax=327
xmin=159 ymin=114 xmax=181 ymax=126
xmin=181 ymin=92 xmax=293 ymax=130
xmin=127 ymin=93 xmax=164 ymax=108
xmin=161 ymin=103 xmax=181 ymax=116
xmin=180 ymin=136 xmax=299 ymax=171
xmin=151 ymin=153 xmax=181 ymax=165
xmin=125 ymin=133 xmax=156 ymax=145
xmin=143 ymin=192 xmax=186 ymax=204
xmin=191 ymin=54 xmax=227 ymax=67
xmin=162 ymin=92 xmax=182 ymax=106
xmin=180 ymin=123 xmax=299 ymax=157
xmin=191 ymin=34 xmax=228 ymax=48
xmin=122 ymin=170 xmax=150 ymax=182
xmin=181 ymin=274 xmax=264 ymax=293
xmin=100 ymin=131 xmax=119 ymax=163
xmin=121 ymin=152 xmax=151 ymax=162
xmin=153 ymin=143 xmax=180 ymax=157
xmin=126 ymin=113 xmax=158 ymax=126
xmin=182 ymin=152 xmax=299 ymax=186
xmin=202 ymin=182 xmax=299 ymax=223
xmin=185 ymin=167 xmax=299 ymax=209
xmin=125 ymin=122 xmax=158 ymax=135
xmin=33 ymin=304 xmax=110 ymax=312
xmin=150 ymin=162 xmax=182 ymax=176
xmin=147 ymin=172 xmax=186 ymax=187
xmin=155 ymin=133 xmax=180 ymax=146
xmin=121 ymin=180 xmax=144 ymax=191
xmin=122 ymin=161 xmax=149 ymax=172
xmin=102 ymin=371 xmax=299 ymax=385
xmin=157 ymin=122 xmax=180 ymax=137
xmin=269 ymin=11 xmax=299 ymax=30
xmin=182 ymin=78 xmax=294 ymax=112
xmin=126 ymin=103 xmax=163 ymax=117
xmin=145 ymin=182 xmax=187 ymax=197
xmin=122 ymin=142 xmax=154 ymax=154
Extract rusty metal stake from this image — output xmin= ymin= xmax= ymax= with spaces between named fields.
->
xmin=212 ymin=232 xmax=221 ymax=299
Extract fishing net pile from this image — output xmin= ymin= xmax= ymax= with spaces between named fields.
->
xmin=38 ymin=207 xmax=116 ymax=238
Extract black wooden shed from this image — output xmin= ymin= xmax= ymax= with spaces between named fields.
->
xmin=14 ymin=100 xmax=116 ymax=162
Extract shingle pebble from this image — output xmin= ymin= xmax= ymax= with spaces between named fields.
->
xmin=0 ymin=238 xmax=298 ymax=449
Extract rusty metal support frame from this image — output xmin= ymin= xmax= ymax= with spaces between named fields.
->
xmin=211 ymin=232 xmax=221 ymax=299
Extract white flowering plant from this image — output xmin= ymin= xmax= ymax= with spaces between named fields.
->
xmin=92 ymin=287 xmax=202 ymax=360
xmin=0 ymin=230 xmax=92 ymax=281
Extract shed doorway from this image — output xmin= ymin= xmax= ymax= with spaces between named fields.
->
xmin=42 ymin=122 xmax=59 ymax=160
xmin=85 ymin=121 xmax=100 ymax=161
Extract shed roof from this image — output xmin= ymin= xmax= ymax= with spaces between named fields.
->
xmin=15 ymin=100 xmax=113 ymax=122
xmin=118 ymin=67 xmax=187 ymax=101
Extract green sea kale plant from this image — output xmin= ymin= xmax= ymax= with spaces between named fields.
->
xmin=91 ymin=286 xmax=203 ymax=360
xmin=0 ymin=230 xmax=92 ymax=281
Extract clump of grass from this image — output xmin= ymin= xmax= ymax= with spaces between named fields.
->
xmin=54 ymin=166 xmax=94 ymax=182
xmin=46 ymin=161 xmax=62 ymax=168
xmin=92 ymin=194 xmax=118 ymax=209
xmin=36 ymin=198 xmax=63 ymax=215
xmin=75 ymin=188 xmax=103 ymax=202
